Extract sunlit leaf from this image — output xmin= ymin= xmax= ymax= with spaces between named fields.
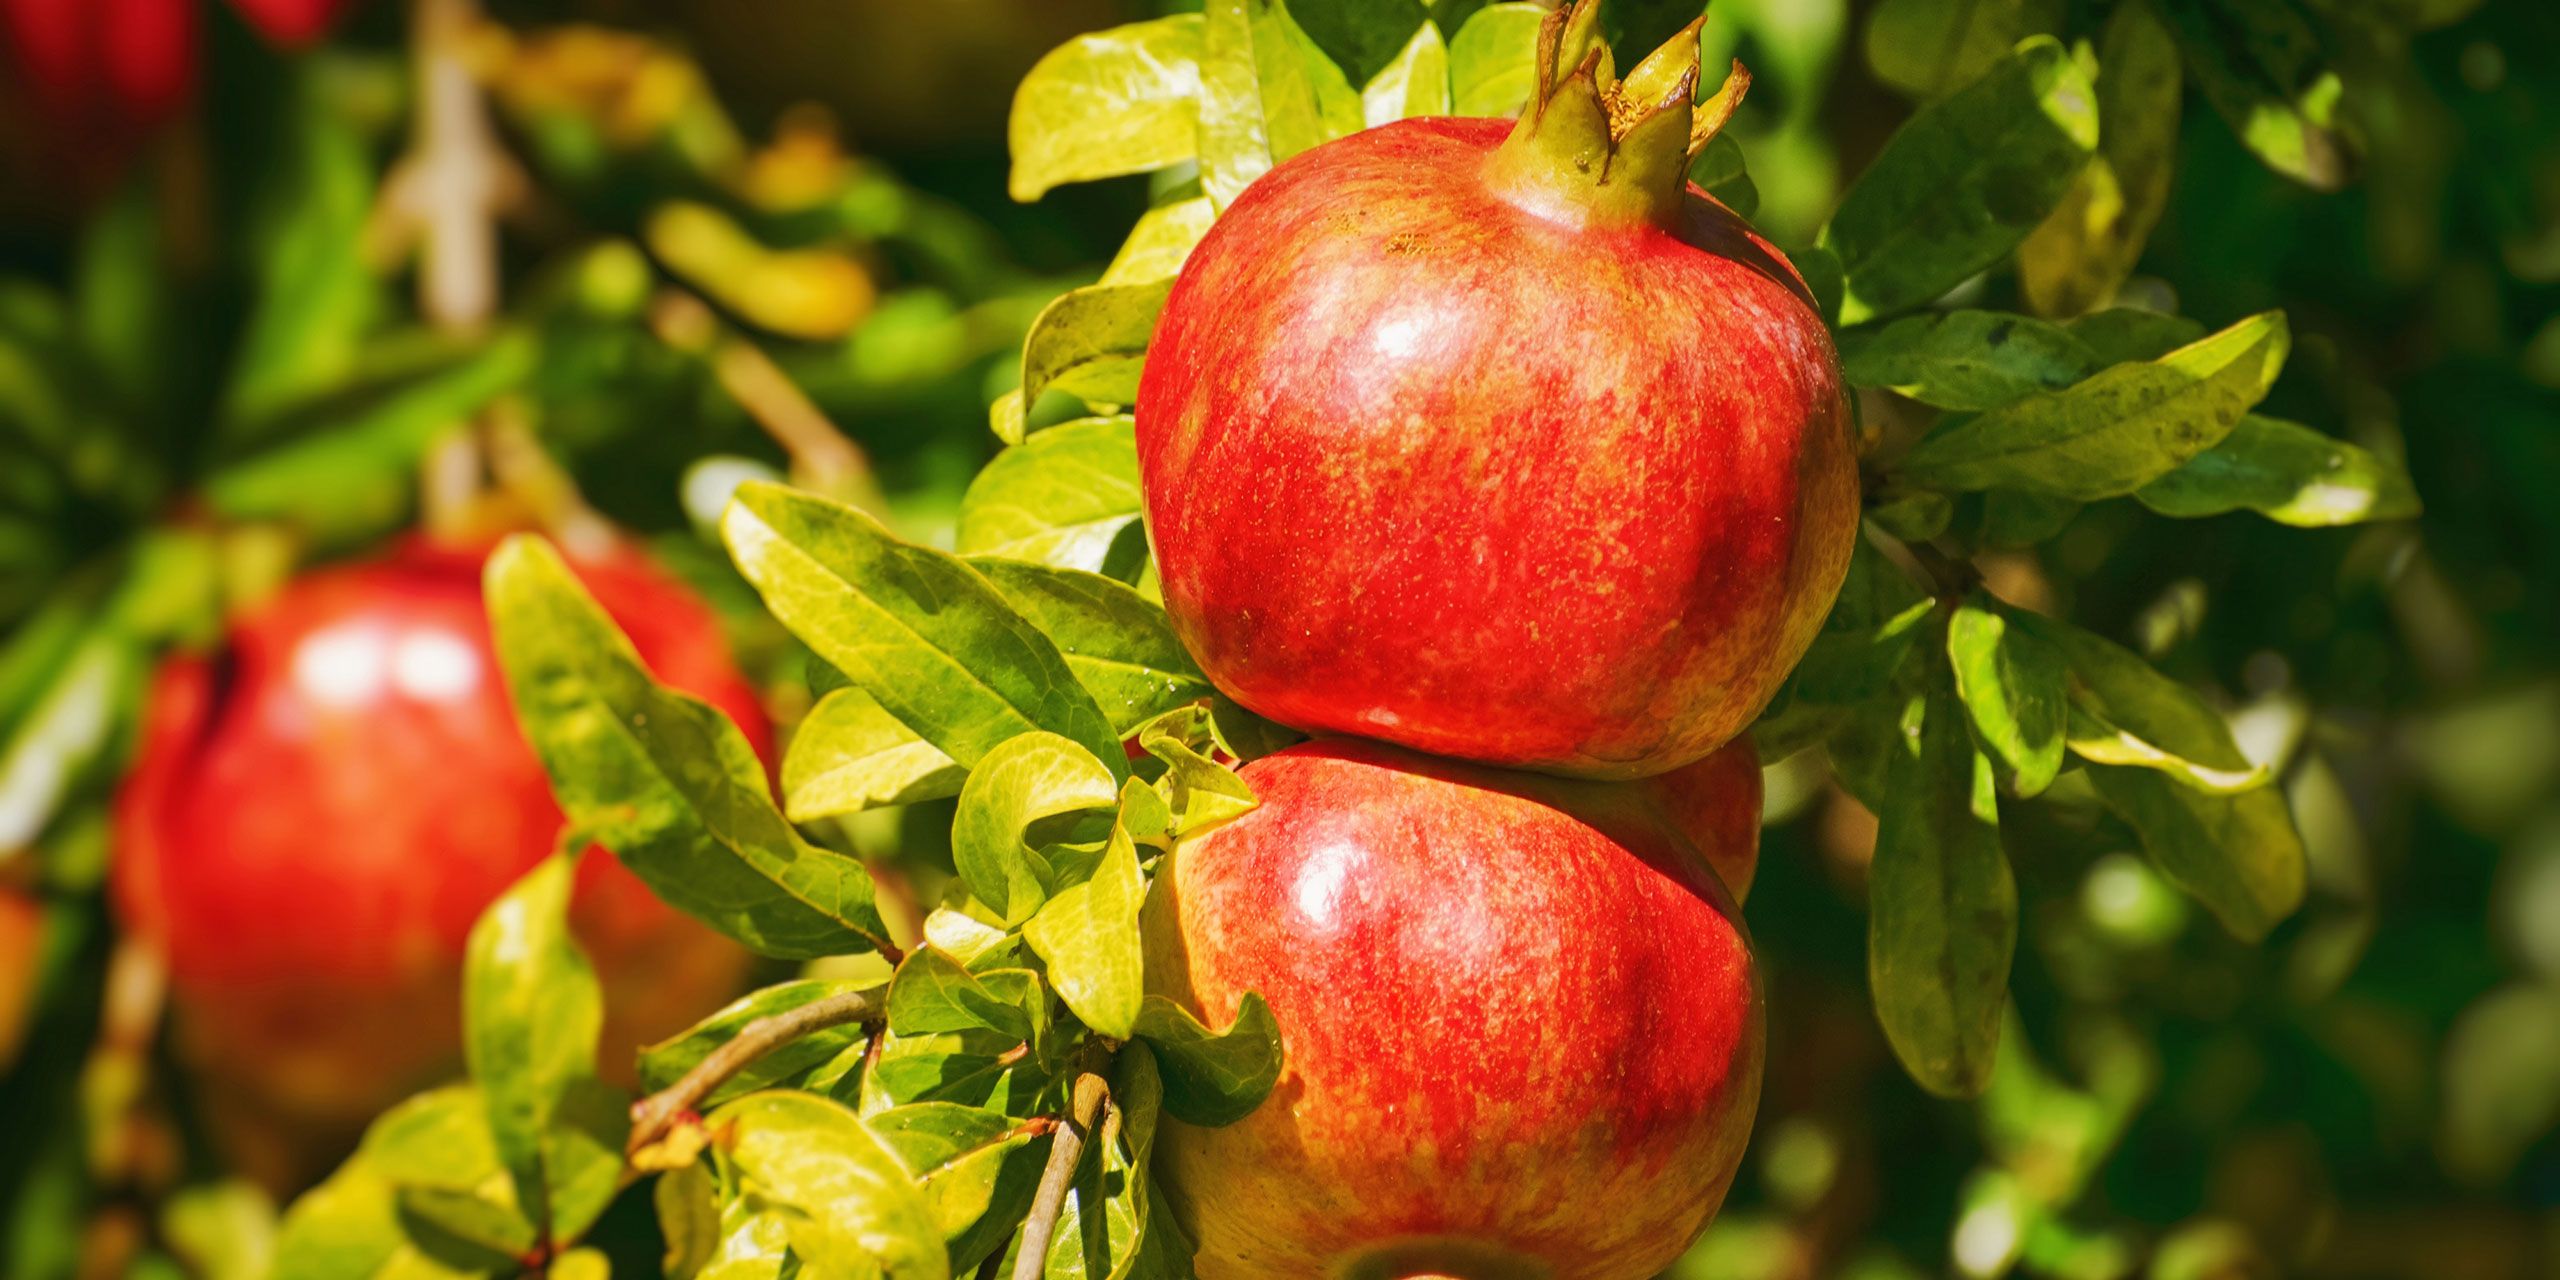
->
xmin=1868 ymin=650 xmax=2015 ymax=1098
xmin=1023 ymin=805 xmax=1148 ymax=1039
xmin=711 ymin=1092 xmax=948 ymax=1280
xmin=1101 ymin=198 xmax=1220 ymax=287
xmin=1946 ymin=598 xmax=2068 ymax=797
xmin=1821 ymin=38 xmax=2099 ymax=324
xmin=951 ymin=731 xmax=1121 ymax=926
xmin=1362 ymin=21 xmax=1451 ymax=125
xmin=2085 ymin=764 xmax=2306 ymax=941
xmin=1200 ymin=0 xmax=1363 ymax=209
xmin=1010 ymin=16 xmax=1207 ymax=202
xmin=1445 ymin=2 xmax=1547 ymax=117
xmin=1013 ymin=281 xmax=1173 ymax=433
xmin=488 ymin=537 xmax=893 ymax=959
xmin=969 ymin=558 xmax=1212 ymax=731
xmin=782 ymin=687 xmax=965 ymax=821
xmin=2018 ymin=1 xmax=2182 ymax=316
xmin=2135 ymin=414 xmax=2420 ymax=526
xmin=1837 ymin=310 xmax=2100 ymax=410
xmin=462 ymin=853 xmax=602 ymax=1237
xmin=886 ymin=947 xmax=1043 ymax=1042
xmin=1899 ymin=311 xmax=2289 ymax=499
xmin=954 ymin=417 xmax=1148 ymax=582
xmin=724 ymin=482 xmax=1124 ymax=774
xmin=2154 ymin=0 xmax=2353 ymax=190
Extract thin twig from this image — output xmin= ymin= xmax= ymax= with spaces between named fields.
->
xmin=648 ymin=290 xmax=878 ymax=504
xmin=1013 ymin=1069 xmax=1111 ymax=1280
xmin=625 ymin=985 xmax=887 ymax=1161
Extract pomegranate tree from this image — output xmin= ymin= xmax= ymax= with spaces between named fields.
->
xmin=1135 ymin=3 xmax=1858 ymax=779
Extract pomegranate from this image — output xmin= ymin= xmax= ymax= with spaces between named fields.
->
xmin=1 ymin=0 xmax=355 ymax=140
xmin=1143 ymin=738 xmax=1763 ymax=1279
xmin=1135 ymin=1 xmax=1857 ymax=779
xmin=111 ymin=537 xmax=760 ymax=1188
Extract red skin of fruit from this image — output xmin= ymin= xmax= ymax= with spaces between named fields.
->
xmin=1639 ymin=734 xmax=1763 ymax=902
xmin=1137 ymin=115 xmax=1858 ymax=780
xmin=111 ymin=538 xmax=760 ymax=1183
xmin=1142 ymin=739 xmax=1764 ymax=1280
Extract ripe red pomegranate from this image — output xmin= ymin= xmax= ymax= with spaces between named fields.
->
xmin=111 ymin=537 xmax=759 ymax=1187
xmin=1143 ymin=739 xmax=1763 ymax=1279
xmin=1136 ymin=3 xmax=1856 ymax=780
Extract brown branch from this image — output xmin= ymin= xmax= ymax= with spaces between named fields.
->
xmin=625 ymin=984 xmax=887 ymax=1163
xmin=1013 ymin=1068 xmax=1111 ymax=1280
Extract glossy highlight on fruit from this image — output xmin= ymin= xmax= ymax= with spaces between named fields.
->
xmin=1143 ymin=739 xmax=1764 ymax=1280
xmin=110 ymin=537 xmax=759 ymax=1185
xmin=1136 ymin=7 xmax=1857 ymax=780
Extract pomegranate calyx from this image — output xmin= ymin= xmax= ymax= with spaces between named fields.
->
xmin=1482 ymin=0 xmax=1752 ymax=232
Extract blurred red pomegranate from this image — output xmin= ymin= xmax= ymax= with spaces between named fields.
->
xmin=111 ymin=537 xmax=760 ymax=1188
xmin=1 ymin=0 xmax=354 ymax=138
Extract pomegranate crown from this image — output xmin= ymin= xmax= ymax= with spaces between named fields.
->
xmin=1483 ymin=0 xmax=1751 ymax=230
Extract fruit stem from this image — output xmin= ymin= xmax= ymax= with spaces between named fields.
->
xmin=1480 ymin=0 xmax=1750 ymax=232
xmin=624 ymin=982 xmax=887 ymax=1165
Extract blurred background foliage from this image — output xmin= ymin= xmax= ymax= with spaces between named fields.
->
xmin=0 ymin=0 xmax=2555 ymax=1277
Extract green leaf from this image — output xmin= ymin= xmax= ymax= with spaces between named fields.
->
xmin=711 ymin=1092 xmax=949 ymax=1280
xmin=865 ymin=1104 xmax=1047 ymax=1270
xmin=1820 ymin=37 xmax=2099 ymax=324
xmin=487 ymin=536 xmax=892 ymax=959
xmin=2085 ymin=765 xmax=2305 ymax=941
xmin=1868 ymin=651 xmax=2016 ymax=1098
xmin=1135 ymin=709 xmax=1260 ymax=835
xmin=1690 ymin=132 xmax=1758 ymax=220
xmin=2134 ymin=414 xmax=2420 ymax=526
xmin=1131 ymin=994 xmax=1284 ymax=1127
xmin=969 ymin=558 xmax=1213 ymax=732
xmin=654 ymin=1163 xmax=721 ymax=1280
xmin=2018 ymin=0 xmax=2182 ymax=317
xmin=1899 ymin=311 xmax=2289 ymax=499
xmin=1014 ymin=281 xmax=1174 ymax=430
xmin=1200 ymin=0 xmax=1364 ymax=209
xmin=724 ymin=482 xmax=1124 ymax=775
xmin=1023 ymin=806 xmax=1148 ymax=1039
xmin=1361 ymin=20 xmax=1451 ymax=125
xmin=1293 ymin=0 xmax=1430 ymax=85
xmin=1010 ymin=16 xmax=1207 ymax=202
xmin=462 ymin=853 xmax=601 ymax=1238
xmin=865 ymin=1028 xmax=1044 ymax=1112
xmin=638 ymin=980 xmax=882 ymax=1106
xmin=1837 ymin=310 xmax=2101 ymax=410
xmin=952 ymin=732 xmax=1122 ymax=926
xmin=887 ymin=948 xmax=1043 ymax=1042
xmin=0 ymin=633 xmax=131 ymax=851
xmin=223 ymin=63 xmax=379 ymax=424
xmin=1946 ymin=598 xmax=2068 ymax=797
xmin=1865 ymin=0 xmax=2063 ymax=99
xmin=207 ymin=330 xmax=537 ymax=532
xmin=2017 ymin=613 xmax=2270 ymax=793
xmin=1102 ymin=198 xmax=1220 ymax=287
xmin=352 ymin=1087 xmax=545 ymax=1266
xmin=2066 ymin=307 xmax=2204 ymax=364
xmin=1446 ymin=2 xmax=1547 ymax=116
xmin=782 ymin=687 xmax=965 ymax=822
xmin=2154 ymin=0 xmax=2352 ymax=190
xmin=272 ymin=1161 xmax=474 ymax=1280
xmin=954 ymin=417 xmax=1148 ymax=582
